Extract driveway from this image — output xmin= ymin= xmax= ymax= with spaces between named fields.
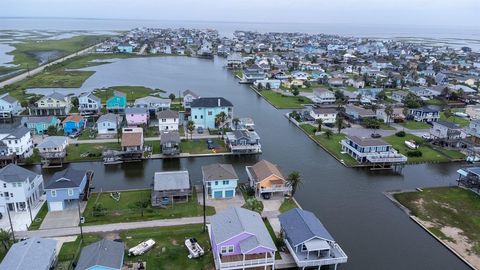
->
xmin=40 ymin=209 xmax=79 ymax=230
xmin=342 ymin=126 xmax=396 ymax=138
xmin=0 ymin=197 xmax=46 ymax=232
xmin=196 ymin=186 xmax=245 ymax=212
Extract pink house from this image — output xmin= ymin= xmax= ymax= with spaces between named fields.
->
xmin=125 ymin=107 xmax=148 ymax=126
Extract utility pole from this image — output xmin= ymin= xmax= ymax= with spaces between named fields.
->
xmin=6 ymin=208 xmax=15 ymax=242
xmin=77 ymin=200 xmax=83 ymax=239
xmin=202 ymin=182 xmax=206 ymax=233
xmin=27 ymin=200 xmax=33 ymax=223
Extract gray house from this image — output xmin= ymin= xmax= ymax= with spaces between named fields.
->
xmin=161 ymin=131 xmax=180 ymax=156
xmin=225 ymin=129 xmax=261 ymax=154
xmin=76 ymin=239 xmax=125 ymax=270
xmin=279 ymin=208 xmax=348 ymax=270
xmin=0 ymin=237 xmax=57 ymax=270
xmin=430 ymin=120 xmax=465 ymax=140
xmin=44 ymin=168 xmax=88 ymax=211
xmin=152 ymin=171 xmax=191 ymax=206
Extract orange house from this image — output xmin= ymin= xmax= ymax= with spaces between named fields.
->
xmin=246 ymin=160 xmax=292 ymax=198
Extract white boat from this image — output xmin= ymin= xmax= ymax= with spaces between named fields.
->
xmin=185 ymin=238 xmax=204 ymax=258
xmin=404 ymin=140 xmax=418 ymax=149
xmin=466 ymin=155 xmax=480 ymax=163
xmin=128 ymin=239 xmax=156 ymax=256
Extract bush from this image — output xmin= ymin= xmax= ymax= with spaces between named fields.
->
xmin=407 ymin=150 xmax=423 ymax=157
xmin=244 ymin=185 xmax=255 ymax=197
xmin=395 ymin=131 xmax=406 ymax=137
xmin=92 ymin=203 xmax=106 ymax=217
xmin=243 ymin=198 xmax=263 ymax=213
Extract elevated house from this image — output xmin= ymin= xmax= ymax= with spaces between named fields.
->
xmin=457 ymin=167 xmax=480 ymax=190
xmin=121 ymin=127 xmax=144 ymax=161
xmin=191 ymin=97 xmax=234 ymax=129
xmin=125 ymin=107 xmax=149 ymax=126
xmin=134 ymin=96 xmax=171 ymax=113
xmin=29 ymin=92 xmax=71 ymax=116
xmin=157 ymin=110 xmax=179 ymax=131
xmin=161 ymin=131 xmax=180 ymax=156
xmin=343 ymin=105 xmax=376 ymax=123
xmin=106 ymin=91 xmax=127 ymax=114
xmin=408 ymin=106 xmax=440 ymax=122
xmin=37 ymin=136 xmax=68 ymax=168
xmin=309 ymin=107 xmax=337 ymax=124
xmin=0 ymin=93 xmax=21 ymax=120
xmin=246 ymin=160 xmax=291 ymax=198
xmin=44 ymin=168 xmax=88 ymax=211
xmin=391 ymin=91 xmax=409 ymax=103
xmin=183 ymin=89 xmax=200 ymax=109
xmin=313 ymin=89 xmax=336 ymax=104
xmin=152 ymin=170 xmax=191 ymax=206
xmin=279 ymin=208 xmax=348 ymax=270
xmin=0 ymin=237 xmax=57 ymax=270
xmin=202 ymin=163 xmax=238 ymax=199
xmin=21 ymin=116 xmax=58 ymax=135
xmin=225 ymin=129 xmax=262 ymax=154
xmin=62 ymin=114 xmax=85 ymax=135
xmin=467 ymin=120 xmax=480 ymax=144
xmin=78 ymin=92 xmax=101 ymax=115
xmin=226 ymin=52 xmax=243 ymax=69
xmin=96 ymin=113 xmax=121 ymax=135
xmin=341 ymin=136 xmax=407 ymax=166
xmin=208 ymin=207 xmax=276 ymax=270
xmin=0 ymin=126 xmax=34 ymax=160
xmin=76 ymin=239 xmax=125 ymax=270
xmin=242 ymin=65 xmax=266 ymax=83
xmin=430 ymin=120 xmax=465 ymax=140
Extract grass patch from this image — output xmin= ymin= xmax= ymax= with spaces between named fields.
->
xmin=28 ymin=202 xmax=48 ymax=230
xmin=432 ymin=146 xmax=465 ymax=160
xmin=440 ymin=112 xmax=470 ymax=128
xmin=400 ymin=120 xmax=431 ymax=130
xmin=92 ymin=86 xmax=165 ymax=103
xmin=279 ymin=198 xmax=298 ymax=213
xmin=144 ymin=140 xmax=162 ymax=155
xmin=299 ymin=124 xmax=316 ymax=135
xmin=179 ymin=139 xmax=227 ymax=154
xmin=77 ymin=128 xmax=97 ymax=140
xmin=263 ymin=219 xmax=282 ymax=259
xmin=379 ymin=122 xmax=396 ymax=130
xmin=66 ymin=142 xmax=121 ymax=162
xmin=383 ymin=133 xmax=449 ymax=163
xmin=83 ymin=189 xmax=215 ymax=225
xmin=171 ymin=103 xmax=184 ymax=112
xmin=19 ymin=69 xmax=94 ymax=88
xmin=261 ymin=90 xmax=312 ymax=109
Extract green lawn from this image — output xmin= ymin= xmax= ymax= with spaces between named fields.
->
xmin=299 ymin=124 xmax=317 ymax=135
xmin=144 ymin=140 xmax=162 ymax=155
xmin=279 ymin=198 xmax=298 ymax=213
xmin=383 ymin=133 xmax=450 ymax=163
xmin=57 ymin=234 xmax=102 ymax=269
xmin=77 ymin=128 xmax=97 ymax=140
xmin=83 ymin=189 xmax=215 ymax=225
xmin=18 ymin=69 xmax=95 ymax=88
xmin=171 ymin=103 xmax=185 ymax=112
xmin=66 ymin=142 xmax=121 ymax=162
xmin=440 ymin=112 xmax=470 ymax=128
xmin=144 ymin=126 xmax=160 ymax=138
xmin=394 ymin=187 xmax=480 ymax=255
xmin=92 ymin=86 xmax=165 ymax=103
xmin=432 ymin=146 xmax=466 ymax=160
xmin=263 ymin=219 xmax=282 ymax=259
xmin=260 ymin=90 xmax=312 ymax=109
xmin=379 ymin=122 xmax=396 ymax=130
xmin=28 ymin=202 xmax=48 ymax=230
xmin=400 ymin=120 xmax=432 ymax=130
xmin=179 ymin=139 xmax=227 ymax=154
xmin=233 ymin=69 xmax=243 ymax=78
xmin=121 ymin=225 xmax=214 ymax=270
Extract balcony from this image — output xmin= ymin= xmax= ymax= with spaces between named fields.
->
xmin=259 ymin=185 xmax=292 ymax=194
xmin=217 ymin=253 xmax=274 ymax=269
xmin=285 ymin=240 xmax=348 ymax=268
xmin=229 ymin=143 xmax=262 ymax=153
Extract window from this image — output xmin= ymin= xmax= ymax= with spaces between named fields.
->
xmin=200 ymin=115 xmax=203 ymax=119
xmin=221 ymin=245 xmax=234 ymax=254
xmin=3 ymin=183 xmax=5 ymax=188
xmin=11 ymin=183 xmax=16 ymax=187
xmin=215 ymin=181 xmax=218 ymax=186
xmin=17 ymin=183 xmax=22 ymax=187
xmin=223 ymin=180 xmax=229 ymax=185
xmin=51 ymin=190 xmax=56 ymax=197
xmin=10 ymin=193 xmax=13 ymax=198
xmin=208 ymin=111 xmax=212 ymax=116
xmin=194 ymin=115 xmax=197 ymax=119
xmin=68 ymin=189 xmax=74 ymax=196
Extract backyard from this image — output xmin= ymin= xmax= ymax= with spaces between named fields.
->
xmin=179 ymin=139 xmax=227 ymax=154
xmin=399 ymin=120 xmax=432 ymax=130
xmin=260 ymin=90 xmax=312 ymax=109
xmin=66 ymin=142 xmax=121 ymax=162
xmin=440 ymin=112 xmax=470 ymax=128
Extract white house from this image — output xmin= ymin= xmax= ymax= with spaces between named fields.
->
xmin=310 ymin=107 xmax=338 ymax=124
xmin=313 ymin=89 xmax=336 ymax=104
xmin=29 ymin=92 xmax=71 ymax=116
xmin=0 ymin=127 xmax=33 ymax=159
xmin=157 ymin=110 xmax=179 ymax=131
xmin=134 ymin=96 xmax=171 ymax=112
xmin=254 ymin=79 xmax=281 ymax=89
xmin=78 ymin=93 xmax=101 ymax=115
xmin=0 ymin=93 xmax=22 ymax=118
xmin=96 ymin=113 xmax=121 ymax=135
xmin=183 ymin=90 xmax=200 ymax=109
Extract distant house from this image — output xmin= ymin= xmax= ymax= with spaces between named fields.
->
xmin=125 ymin=107 xmax=148 ymax=126
xmin=226 ymin=52 xmax=243 ymax=69
xmin=202 ymin=163 xmax=238 ymax=199
xmin=279 ymin=208 xmax=348 ymax=269
xmin=152 ymin=170 xmax=192 ymax=206
xmin=191 ymin=97 xmax=234 ymax=129
xmin=466 ymin=105 xmax=480 ymax=120
xmin=183 ymin=89 xmax=200 ymax=109
xmin=157 ymin=110 xmax=179 ymax=131
xmin=254 ymin=79 xmax=281 ymax=89
xmin=467 ymin=120 xmax=480 ymax=144
xmin=121 ymin=127 xmax=144 ymax=152
xmin=44 ymin=168 xmax=88 ymax=211
xmin=313 ymin=89 xmax=336 ymax=104
xmin=37 ymin=136 xmax=68 ymax=167
xmin=341 ymin=136 xmax=407 ymax=164
xmin=0 ymin=93 xmax=21 ymax=119
xmin=376 ymin=107 xmax=405 ymax=123
xmin=78 ymin=92 xmax=101 ymax=115
xmin=409 ymin=87 xmax=434 ymax=98
xmin=328 ymin=77 xmax=344 ymax=87
xmin=0 ymin=126 xmax=34 ymax=159
xmin=242 ymin=65 xmax=266 ymax=83
xmin=0 ymin=237 xmax=57 ymax=270
xmin=246 ymin=160 xmax=291 ymax=197
xmin=309 ymin=107 xmax=337 ymax=124
xmin=76 ymin=239 xmax=125 ymax=270
xmin=344 ymin=105 xmax=376 ymax=122
xmin=134 ymin=96 xmax=171 ymax=113
xmin=408 ymin=106 xmax=440 ymax=122
xmin=430 ymin=120 xmax=465 ymax=140
xmin=117 ymin=43 xmax=133 ymax=53
xmin=209 ymin=207 xmax=276 ymax=270
xmin=29 ymin=92 xmax=71 ymax=116
xmin=96 ymin=113 xmax=121 ymax=135
xmin=21 ymin=116 xmax=58 ymax=135
xmin=161 ymin=131 xmax=180 ymax=156
xmin=225 ymin=129 xmax=261 ymax=154
xmin=62 ymin=114 xmax=85 ymax=135
xmin=391 ymin=91 xmax=409 ymax=103
xmin=106 ymin=91 xmax=127 ymax=114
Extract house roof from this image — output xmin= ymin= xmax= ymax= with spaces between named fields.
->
xmin=210 ymin=207 xmax=276 ymax=251
xmin=279 ymin=208 xmax=334 ymax=247
xmin=134 ymin=96 xmax=171 ymax=105
xmin=156 ymin=110 xmax=179 ymax=119
xmin=435 ymin=120 xmax=460 ymax=129
xmin=97 ymin=113 xmax=119 ymax=123
xmin=125 ymin=107 xmax=148 ymax=114
xmin=79 ymin=92 xmax=100 ymax=102
xmin=0 ymin=93 xmax=17 ymax=104
xmin=160 ymin=131 xmax=180 ymax=143
xmin=121 ymin=132 xmax=143 ymax=147
xmin=37 ymin=136 xmax=67 ymax=149
xmin=202 ymin=164 xmax=238 ymax=182
xmin=183 ymin=89 xmax=199 ymax=98
xmin=45 ymin=168 xmax=86 ymax=189
xmin=0 ymin=126 xmax=30 ymax=139
xmin=191 ymin=97 xmax=233 ymax=108
xmin=0 ymin=237 xmax=57 ymax=270
xmin=153 ymin=170 xmax=190 ymax=191
xmin=0 ymin=164 xmax=39 ymax=184
xmin=413 ymin=105 xmax=439 ymax=113
xmin=249 ymin=160 xmax=285 ymax=183
xmin=62 ymin=114 xmax=84 ymax=123
xmin=75 ymin=239 xmax=125 ymax=270
xmin=348 ymin=136 xmax=390 ymax=147
xmin=312 ymin=107 xmax=337 ymax=114
xmin=22 ymin=116 xmax=56 ymax=124
xmin=112 ymin=90 xmax=126 ymax=98
xmin=45 ymin=92 xmax=66 ymax=101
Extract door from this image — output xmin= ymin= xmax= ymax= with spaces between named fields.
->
xmin=213 ymin=191 xmax=223 ymax=199
xmin=49 ymin=201 xmax=64 ymax=211
xmin=225 ymin=190 xmax=234 ymax=198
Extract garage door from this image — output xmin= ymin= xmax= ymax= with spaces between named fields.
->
xmin=225 ymin=190 xmax=234 ymax=198
xmin=213 ymin=191 xmax=223 ymax=199
xmin=49 ymin=201 xmax=64 ymax=211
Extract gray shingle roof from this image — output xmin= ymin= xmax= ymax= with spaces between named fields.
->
xmin=348 ymin=136 xmax=390 ymax=147
xmin=0 ymin=237 xmax=57 ymax=270
xmin=279 ymin=208 xmax=334 ymax=247
xmin=153 ymin=171 xmax=190 ymax=191
xmin=22 ymin=116 xmax=56 ymax=124
xmin=435 ymin=120 xmax=460 ymax=129
xmin=75 ymin=239 xmax=125 ymax=270
xmin=156 ymin=110 xmax=179 ymax=119
xmin=97 ymin=113 xmax=119 ymax=123
xmin=79 ymin=92 xmax=100 ymax=102
xmin=46 ymin=92 xmax=66 ymax=100
xmin=45 ymin=168 xmax=86 ymax=189
xmin=0 ymin=164 xmax=39 ymax=184
xmin=0 ymin=126 xmax=31 ymax=139
xmin=191 ymin=97 xmax=233 ymax=108
xmin=0 ymin=93 xmax=18 ymax=104
xmin=125 ymin=107 xmax=147 ymax=114
xmin=37 ymin=136 xmax=67 ymax=149
xmin=160 ymin=131 xmax=180 ymax=143
xmin=202 ymin=164 xmax=238 ymax=182
xmin=183 ymin=89 xmax=199 ymax=98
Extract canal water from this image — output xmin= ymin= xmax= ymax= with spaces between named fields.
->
xmin=26 ymin=56 xmax=470 ymax=269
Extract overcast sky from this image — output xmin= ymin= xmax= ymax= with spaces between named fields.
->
xmin=1 ymin=0 xmax=478 ymax=27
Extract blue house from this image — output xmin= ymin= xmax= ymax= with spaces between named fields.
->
xmin=21 ymin=116 xmax=58 ymax=135
xmin=62 ymin=114 xmax=85 ymax=135
xmin=117 ymin=43 xmax=133 ymax=53
xmin=202 ymin=164 xmax=238 ymax=199
xmin=44 ymin=168 xmax=88 ymax=211
xmin=190 ymin=97 xmax=233 ymax=129
xmin=76 ymin=239 xmax=125 ymax=270
xmin=106 ymin=91 xmax=127 ymax=114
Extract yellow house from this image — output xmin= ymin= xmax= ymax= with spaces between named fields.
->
xmin=246 ymin=160 xmax=292 ymax=198
xmin=465 ymin=78 xmax=478 ymax=88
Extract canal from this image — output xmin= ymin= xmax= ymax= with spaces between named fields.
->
xmin=27 ymin=56 xmax=470 ymax=269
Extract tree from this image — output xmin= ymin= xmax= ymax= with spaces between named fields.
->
xmin=0 ymin=229 xmax=11 ymax=251
xmin=71 ymin=96 xmax=79 ymax=107
xmin=324 ymin=129 xmax=333 ymax=139
xmin=47 ymin=125 xmax=57 ymax=136
xmin=243 ymin=198 xmax=263 ymax=213
xmin=316 ymin=119 xmax=323 ymax=132
xmin=168 ymin=93 xmax=176 ymax=102
xmin=232 ymin=118 xmax=240 ymax=130
xmin=377 ymin=90 xmax=387 ymax=101
xmin=265 ymin=82 xmax=271 ymax=90
xmin=187 ymin=120 xmax=195 ymax=140
xmin=385 ymin=104 xmax=394 ymax=124
xmin=444 ymin=107 xmax=453 ymax=119
xmin=370 ymin=103 xmax=378 ymax=114
xmin=335 ymin=116 xmax=344 ymax=134
xmin=215 ymin=112 xmax=227 ymax=138
xmin=287 ymin=171 xmax=302 ymax=197
xmin=133 ymin=198 xmax=150 ymax=217
xmin=292 ymin=87 xmax=300 ymax=97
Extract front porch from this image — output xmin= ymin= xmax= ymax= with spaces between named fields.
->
xmin=216 ymin=252 xmax=275 ymax=270
xmin=285 ymin=240 xmax=348 ymax=270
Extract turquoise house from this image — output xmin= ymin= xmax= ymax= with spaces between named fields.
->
xmin=106 ymin=91 xmax=127 ymax=114
xmin=190 ymin=97 xmax=233 ymax=129
xmin=202 ymin=163 xmax=238 ymax=199
xmin=117 ymin=43 xmax=133 ymax=53
xmin=22 ymin=116 xmax=58 ymax=135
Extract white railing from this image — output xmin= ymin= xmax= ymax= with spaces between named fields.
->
xmin=219 ymin=257 xmax=274 ymax=269
xmin=260 ymin=186 xmax=292 ymax=193
xmin=341 ymin=140 xmax=407 ymax=163
xmin=284 ymin=240 xmax=348 ymax=268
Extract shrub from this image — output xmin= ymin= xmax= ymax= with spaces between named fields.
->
xmin=395 ymin=131 xmax=406 ymax=137
xmin=407 ymin=150 xmax=423 ymax=157
xmin=92 ymin=203 xmax=106 ymax=217
xmin=243 ymin=198 xmax=263 ymax=213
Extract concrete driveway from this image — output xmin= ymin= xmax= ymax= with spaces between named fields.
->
xmin=40 ymin=209 xmax=79 ymax=230
xmin=342 ymin=126 xmax=396 ymax=138
xmin=196 ymin=187 xmax=245 ymax=212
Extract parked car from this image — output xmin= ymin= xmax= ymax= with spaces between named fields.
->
xmin=261 ymin=192 xmax=271 ymax=200
xmin=206 ymin=139 xmax=215 ymax=149
xmin=197 ymin=127 xmax=204 ymax=134
xmin=69 ymin=131 xmax=81 ymax=138
xmin=371 ymin=133 xmax=382 ymax=138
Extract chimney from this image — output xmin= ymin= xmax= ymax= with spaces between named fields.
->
xmin=217 ymin=98 xmax=221 ymax=107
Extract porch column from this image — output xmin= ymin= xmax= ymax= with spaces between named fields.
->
xmin=307 ymin=250 xmax=309 ymax=260
xmin=13 ymin=202 xmax=17 ymax=212
xmin=264 ymin=252 xmax=267 ymax=270
xmin=334 ymin=263 xmax=338 ymax=270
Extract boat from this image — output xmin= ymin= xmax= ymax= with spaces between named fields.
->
xmin=466 ymin=155 xmax=480 ymax=163
xmin=185 ymin=238 xmax=204 ymax=258
xmin=128 ymin=239 xmax=156 ymax=256
xmin=404 ymin=140 xmax=418 ymax=149
xmin=103 ymin=156 xmax=123 ymax=165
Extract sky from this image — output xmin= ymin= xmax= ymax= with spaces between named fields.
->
xmin=1 ymin=0 xmax=479 ymax=27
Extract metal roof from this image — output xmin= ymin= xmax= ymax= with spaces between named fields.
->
xmin=191 ymin=97 xmax=233 ymax=108
xmin=0 ymin=237 xmax=57 ymax=270
xmin=153 ymin=170 xmax=190 ymax=191
xmin=75 ymin=239 xmax=125 ymax=270
xmin=37 ymin=136 xmax=67 ymax=149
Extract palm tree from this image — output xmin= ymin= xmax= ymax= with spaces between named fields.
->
xmin=316 ymin=119 xmax=323 ymax=132
xmin=324 ymin=129 xmax=333 ymax=139
xmin=215 ymin=112 xmax=227 ymax=139
xmin=335 ymin=116 xmax=344 ymax=134
xmin=385 ymin=104 xmax=394 ymax=125
xmin=287 ymin=171 xmax=302 ymax=197
xmin=186 ymin=120 xmax=195 ymax=140
xmin=0 ymin=229 xmax=11 ymax=251
xmin=232 ymin=118 xmax=240 ymax=130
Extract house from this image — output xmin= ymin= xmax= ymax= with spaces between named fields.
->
xmin=246 ymin=160 xmax=291 ymax=197
xmin=0 ymin=126 xmax=34 ymax=159
xmin=0 ymin=93 xmax=21 ymax=118
xmin=328 ymin=77 xmax=344 ymax=87
xmin=237 ymin=117 xmax=255 ymax=131
xmin=96 ymin=113 xmax=121 ymax=135
xmin=409 ymin=87 xmax=434 ymax=98
xmin=117 ymin=43 xmax=133 ymax=53
xmin=191 ymin=97 xmax=234 ymax=129
xmin=346 ymin=79 xmax=365 ymax=89
xmin=78 ymin=92 xmax=101 ymax=115
xmin=467 ymin=120 xmax=480 ymax=144
xmin=37 ymin=136 xmax=68 ymax=167
xmin=106 ymin=91 xmax=127 ymax=114
xmin=0 ymin=164 xmax=44 ymax=214
xmin=125 ymin=107 xmax=148 ymax=126
xmin=157 ymin=110 xmax=179 ymax=131
xmin=242 ymin=65 xmax=266 ymax=83
xmin=183 ymin=89 xmax=200 ymax=109
xmin=344 ymin=105 xmax=376 ymax=122
xmin=121 ymin=127 xmax=144 ymax=152
xmin=134 ymin=96 xmax=171 ymax=113
xmin=466 ymin=105 xmax=480 ymax=120
xmin=279 ymin=208 xmax=348 ymax=270
xmin=341 ymin=136 xmax=407 ymax=164
xmin=0 ymin=237 xmax=57 ymax=270
xmin=313 ymin=89 xmax=336 ymax=104
xmin=226 ymin=52 xmax=243 ymax=69
xmin=62 ymin=114 xmax=85 ymax=135
xmin=76 ymin=239 xmax=125 ymax=270
xmin=29 ymin=92 xmax=71 ymax=116
xmin=161 ymin=131 xmax=180 ymax=156
xmin=152 ymin=170 xmax=191 ymax=206
xmin=430 ymin=120 xmax=465 ymax=140
xmin=376 ymin=107 xmax=405 ymax=123
xmin=254 ymin=79 xmax=281 ymax=89
xmin=209 ymin=207 xmax=276 ymax=270
xmin=202 ymin=163 xmax=238 ymax=199
xmin=309 ymin=107 xmax=337 ymax=124
xmin=391 ymin=91 xmax=409 ymax=103
xmin=21 ymin=116 xmax=58 ymax=135
xmin=44 ymin=168 xmax=88 ymax=211
xmin=225 ymin=129 xmax=262 ymax=154
xmin=408 ymin=106 xmax=440 ymax=122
